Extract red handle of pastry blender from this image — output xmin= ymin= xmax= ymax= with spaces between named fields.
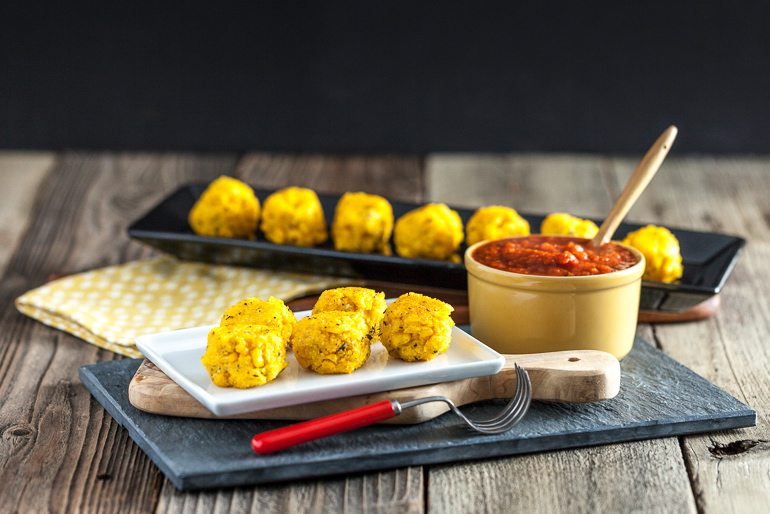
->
xmin=251 ymin=400 xmax=399 ymax=454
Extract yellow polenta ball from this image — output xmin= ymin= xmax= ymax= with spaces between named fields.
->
xmin=466 ymin=206 xmax=530 ymax=245
xmin=380 ymin=292 xmax=454 ymax=362
xmin=394 ymin=203 xmax=464 ymax=261
xmin=201 ymin=324 xmax=288 ymax=388
xmin=260 ymin=187 xmax=328 ymax=247
xmin=290 ymin=311 xmax=372 ymax=374
xmin=312 ymin=287 xmax=387 ymax=339
xmin=622 ymin=225 xmax=683 ymax=283
xmin=332 ymin=192 xmax=394 ymax=254
xmin=220 ymin=297 xmax=296 ymax=345
xmin=540 ymin=213 xmax=599 ymax=238
xmin=188 ymin=176 xmax=260 ymax=239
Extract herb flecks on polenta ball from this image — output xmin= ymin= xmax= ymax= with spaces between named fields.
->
xmin=201 ymin=324 xmax=288 ymax=388
xmin=312 ymin=287 xmax=387 ymax=339
xmin=380 ymin=293 xmax=454 ymax=362
xmin=290 ymin=311 xmax=372 ymax=374
xmin=220 ymin=296 xmax=296 ymax=346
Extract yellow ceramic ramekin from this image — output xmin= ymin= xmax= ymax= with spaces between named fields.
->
xmin=465 ymin=236 xmax=645 ymax=360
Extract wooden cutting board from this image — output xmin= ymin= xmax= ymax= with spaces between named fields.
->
xmin=128 ymin=350 xmax=621 ymax=424
xmin=127 ymin=286 xmax=716 ymax=425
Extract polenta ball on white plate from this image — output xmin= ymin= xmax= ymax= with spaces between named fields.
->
xmin=379 ymin=292 xmax=454 ymax=362
xmin=312 ymin=287 xmax=387 ymax=339
xmin=219 ymin=296 xmax=296 ymax=346
xmin=290 ymin=311 xmax=372 ymax=374
xmin=200 ymin=324 xmax=288 ymax=388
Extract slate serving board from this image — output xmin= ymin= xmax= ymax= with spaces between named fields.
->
xmin=79 ymin=337 xmax=756 ymax=491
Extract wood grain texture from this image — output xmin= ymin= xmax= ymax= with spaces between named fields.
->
xmin=426 ymin=153 xmax=616 ymax=217
xmin=236 ymin=152 xmax=425 ymax=203
xmin=0 ymin=151 xmax=55 ymax=273
xmin=428 ymin=438 xmax=697 ymax=514
xmin=424 ymin=153 xmax=700 ymax=513
xmin=613 ymin=156 xmax=770 ymax=512
xmin=0 ymin=153 xmax=238 ymax=513
xmin=1 ymin=151 xmax=766 ymax=512
xmin=155 ymin=466 xmax=423 ymax=513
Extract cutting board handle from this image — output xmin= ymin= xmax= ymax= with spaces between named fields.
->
xmin=502 ymin=351 xmax=621 ymax=403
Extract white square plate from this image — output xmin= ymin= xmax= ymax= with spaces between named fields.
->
xmin=135 ymin=308 xmax=504 ymax=417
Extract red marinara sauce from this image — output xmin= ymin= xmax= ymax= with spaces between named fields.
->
xmin=472 ymin=236 xmax=639 ymax=277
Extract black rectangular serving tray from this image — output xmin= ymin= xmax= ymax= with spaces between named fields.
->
xmin=80 ymin=337 xmax=756 ymax=491
xmin=128 ymin=184 xmax=745 ymax=312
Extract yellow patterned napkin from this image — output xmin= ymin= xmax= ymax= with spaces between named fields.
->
xmin=15 ymin=256 xmax=360 ymax=358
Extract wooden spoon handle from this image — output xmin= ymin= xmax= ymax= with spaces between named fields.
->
xmin=591 ymin=125 xmax=678 ymax=246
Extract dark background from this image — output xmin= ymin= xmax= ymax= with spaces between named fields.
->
xmin=2 ymin=2 xmax=769 ymax=154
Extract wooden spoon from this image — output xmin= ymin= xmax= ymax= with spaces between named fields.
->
xmin=590 ymin=125 xmax=678 ymax=246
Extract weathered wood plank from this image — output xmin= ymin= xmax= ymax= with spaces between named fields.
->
xmin=425 ymin=153 xmax=616 ymax=218
xmin=429 ymin=438 xmax=695 ymax=514
xmin=0 ymin=152 xmax=238 ymax=513
xmin=424 ymin=153 xmax=698 ymax=513
xmin=612 ymin=156 xmax=770 ymax=512
xmin=0 ymin=151 xmax=55 ymax=273
xmin=237 ymin=152 xmax=424 ymax=203
xmin=157 ymin=467 xmax=423 ymax=513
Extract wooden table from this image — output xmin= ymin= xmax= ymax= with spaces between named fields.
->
xmin=1 ymin=150 xmax=767 ymax=512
